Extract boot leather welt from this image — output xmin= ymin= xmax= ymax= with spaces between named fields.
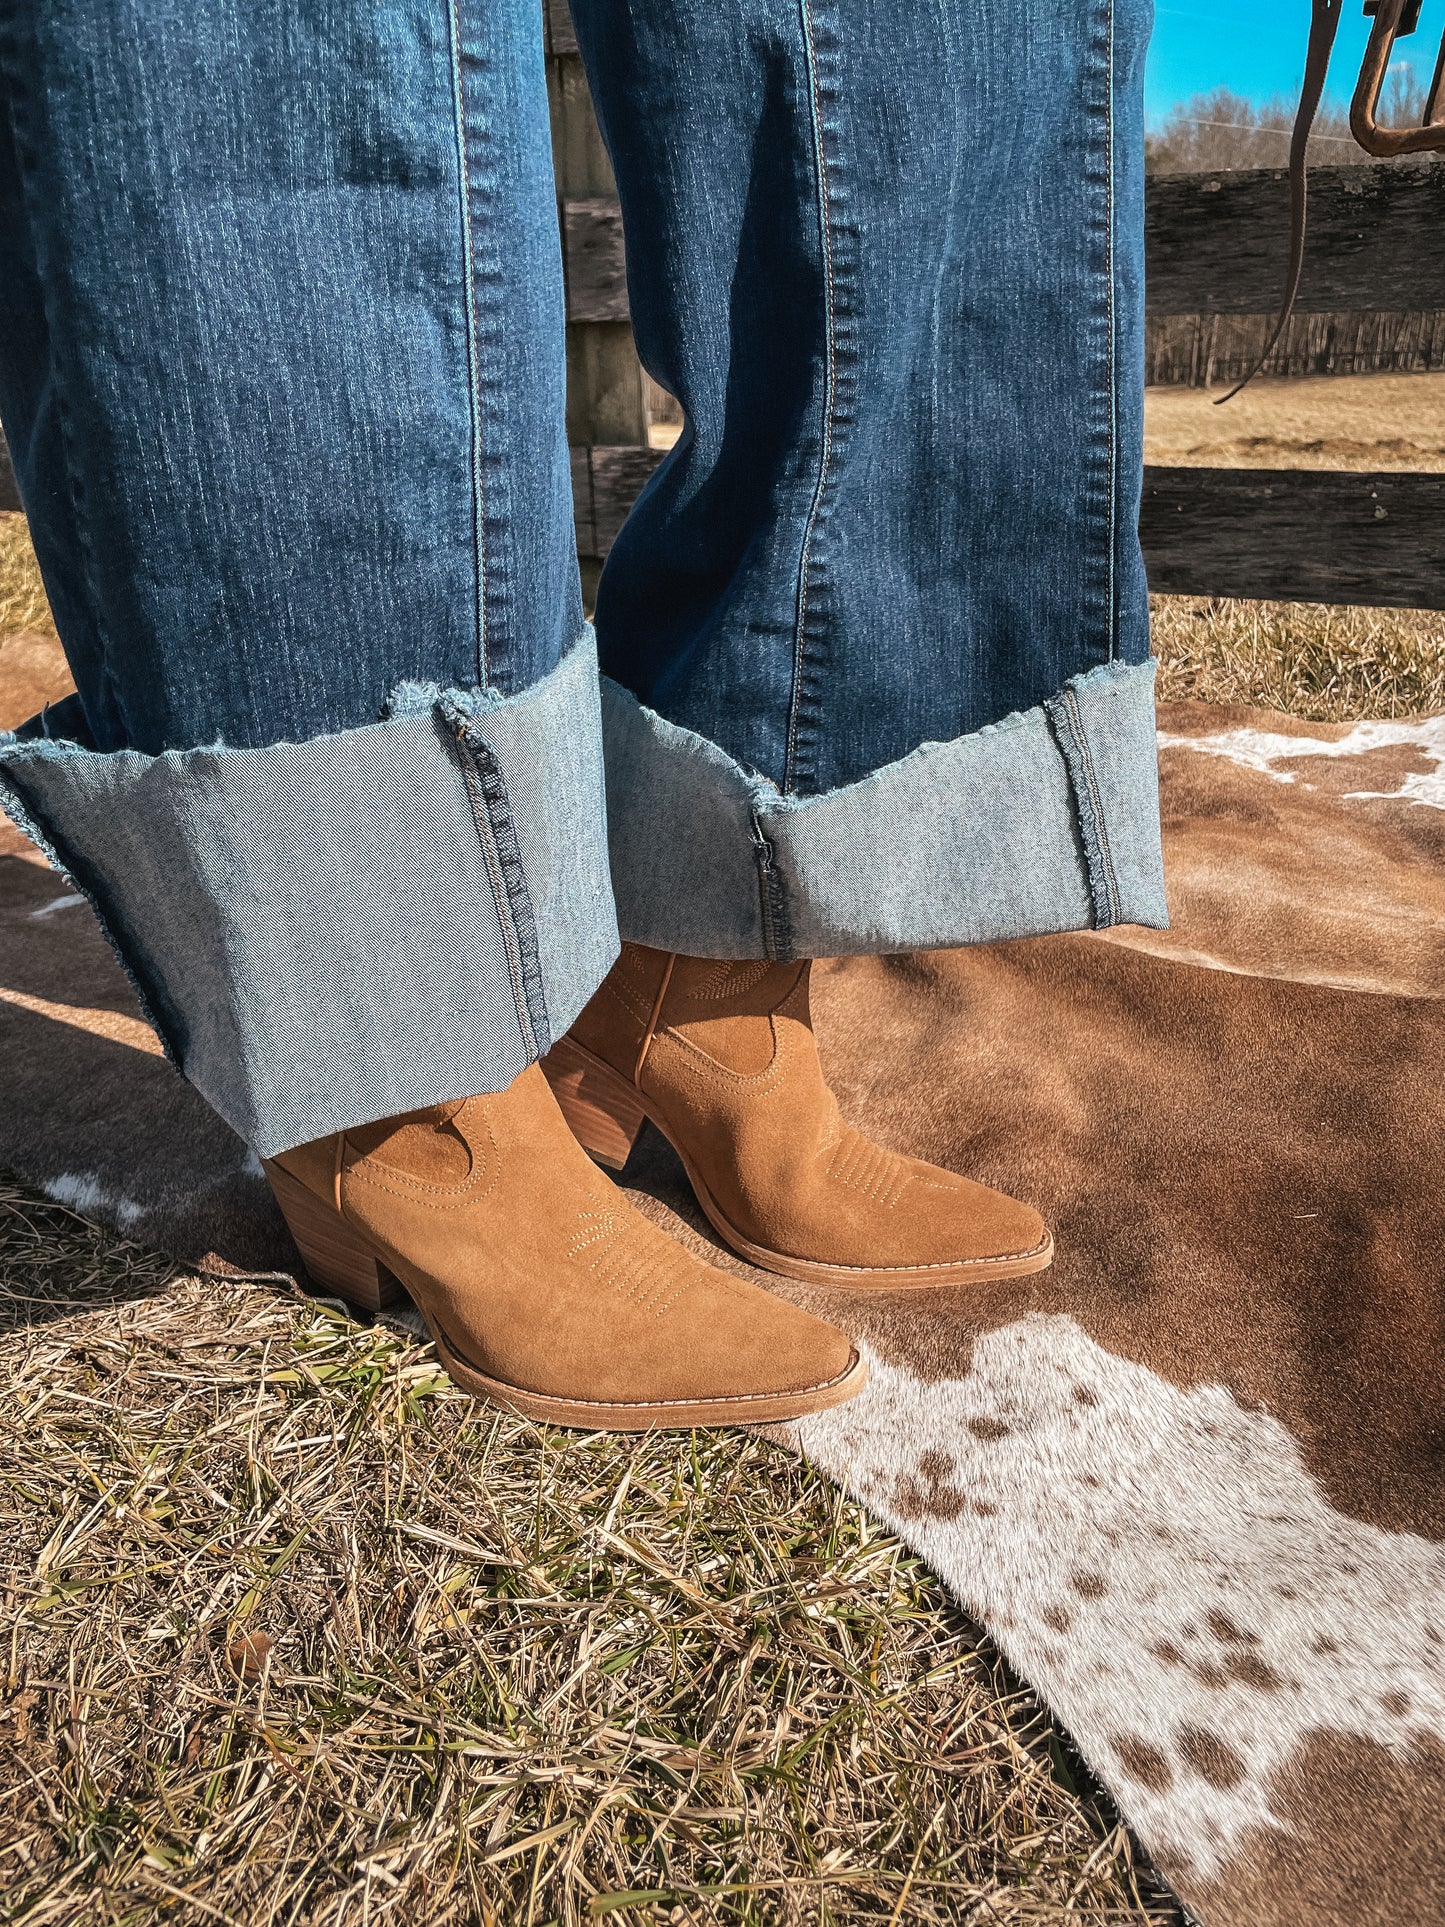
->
xmin=262 ymin=1063 xmax=866 ymax=1430
xmin=544 ymin=945 xmax=1054 ymax=1289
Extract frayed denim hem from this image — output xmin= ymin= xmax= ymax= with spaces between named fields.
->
xmin=600 ymin=657 xmax=1169 ymax=959
xmin=0 ymin=630 xmax=618 ymax=1157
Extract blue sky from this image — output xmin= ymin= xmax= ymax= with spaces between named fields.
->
xmin=1146 ymin=0 xmax=1423 ymax=123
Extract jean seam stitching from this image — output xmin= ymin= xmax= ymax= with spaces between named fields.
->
xmin=450 ymin=730 xmax=550 ymax=1058
xmin=1060 ymin=687 xmax=1121 ymax=925
xmin=785 ymin=0 xmax=837 ymax=796
xmin=446 ymin=0 xmax=487 ymax=684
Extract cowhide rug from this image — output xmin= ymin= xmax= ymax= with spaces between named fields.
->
xmin=2 ymin=681 xmax=1443 ymax=1927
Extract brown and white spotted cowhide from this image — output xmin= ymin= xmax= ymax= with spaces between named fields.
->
xmin=1 ymin=688 xmax=1442 ymax=1927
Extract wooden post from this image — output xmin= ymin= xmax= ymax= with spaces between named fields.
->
xmin=544 ymin=0 xmax=650 ymax=599
xmin=0 ymin=430 xmax=19 ymax=515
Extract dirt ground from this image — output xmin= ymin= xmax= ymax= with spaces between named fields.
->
xmin=1143 ymin=370 xmax=1445 ymax=471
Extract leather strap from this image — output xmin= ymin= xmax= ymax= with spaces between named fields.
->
xmin=1217 ymin=0 xmax=1344 ymax=403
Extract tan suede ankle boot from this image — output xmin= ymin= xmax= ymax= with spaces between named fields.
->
xmin=261 ymin=1063 xmax=865 ymax=1429
xmin=544 ymin=946 xmax=1053 ymax=1289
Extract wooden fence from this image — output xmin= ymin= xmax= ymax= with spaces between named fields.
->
xmin=1143 ymin=167 xmax=1444 ymax=606
xmin=1145 ymin=309 xmax=1445 ymax=385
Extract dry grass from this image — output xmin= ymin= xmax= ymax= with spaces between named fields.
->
xmin=0 ymin=1177 xmax=1180 ymax=1927
xmin=1150 ymin=594 xmax=1445 ymax=721
xmin=0 ymin=514 xmax=58 ymax=645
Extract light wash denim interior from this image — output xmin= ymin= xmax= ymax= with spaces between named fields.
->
xmin=601 ymin=658 xmax=1168 ymax=960
xmin=0 ymin=633 xmax=617 ymax=1157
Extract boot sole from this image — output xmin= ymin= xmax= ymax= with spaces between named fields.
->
xmin=543 ymin=1036 xmax=1056 ymax=1290
xmin=262 ymin=1156 xmax=867 ymax=1430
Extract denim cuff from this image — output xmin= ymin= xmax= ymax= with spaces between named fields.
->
xmin=0 ymin=631 xmax=618 ymax=1157
xmin=601 ymin=657 xmax=1168 ymax=958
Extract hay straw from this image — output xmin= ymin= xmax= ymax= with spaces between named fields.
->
xmin=0 ymin=1176 xmax=1181 ymax=1925
xmin=1152 ymin=595 xmax=1445 ymax=722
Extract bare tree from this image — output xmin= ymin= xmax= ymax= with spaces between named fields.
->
xmin=1145 ymin=74 xmax=1437 ymax=174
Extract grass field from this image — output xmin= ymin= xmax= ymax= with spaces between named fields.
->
xmin=0 ymin=1180 xmax=1179 ymax=1926
xmin=1150 ymin=594 xmax=1445 ymax=719
xmin=0 ymin=513 xmax=57 ymax=643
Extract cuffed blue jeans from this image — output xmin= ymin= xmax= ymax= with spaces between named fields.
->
xmin=0 ymin=0 xmax=1166 ymax=1158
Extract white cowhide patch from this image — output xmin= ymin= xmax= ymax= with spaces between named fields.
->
xmin=40 ymin=1170 xmax=148 ymax=1229
xmin=1156 ymin=715 xmax=1445 ymax=811
xmin=796 ymin=1316 xmax=1445 ymax=1879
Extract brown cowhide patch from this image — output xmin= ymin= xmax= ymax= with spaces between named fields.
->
xmin=0 ymin=629 xmax=74 ymax=734
xmin=1115 ymin=703 xmax=1445 ymax=999
xmin=1 ymin=701 xmax=1442 ymax=1926
xmin=0 ymin=818 xmax=293 ymax=1274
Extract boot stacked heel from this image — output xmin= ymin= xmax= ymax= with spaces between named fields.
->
xmin=541 ymin=1036 xmax=647 ymax=1170
xmin=262 ymin=1158 xmax=406 ymax=1313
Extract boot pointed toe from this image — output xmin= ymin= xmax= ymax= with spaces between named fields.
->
xmin=548 ymin=945 xmax=1054 ymax=1290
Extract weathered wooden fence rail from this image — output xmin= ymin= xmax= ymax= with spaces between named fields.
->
xmin=1139 ymin=167 xmax=1444 ymax=606
xmin=1142 ymin=165 xmax=1445 ymax=389
xmin=1140 ymin=469 xmax=1445 ymax=606
xmin=1144 ymin=165 xmax=1445 ymax=314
